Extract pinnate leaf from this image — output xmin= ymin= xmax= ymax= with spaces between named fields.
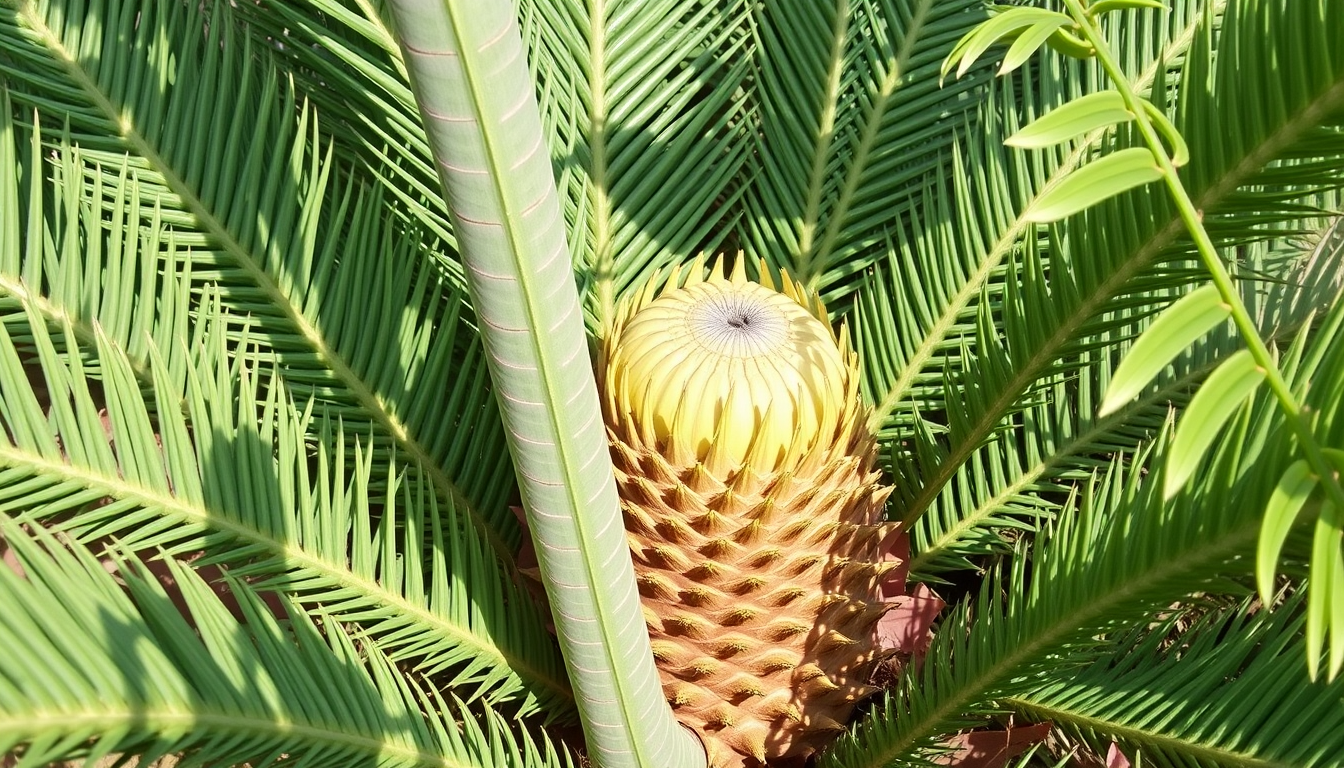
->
xmin=1100 ymin=284 xmax=1230 ymax=416
xmin=1025 ymin=147 xmax=1162 ymax=223
xmin=1006 ymin=88 xmax=1189 ymax=168
xmin=1164 ymin=349 xmax=1265 ymax=499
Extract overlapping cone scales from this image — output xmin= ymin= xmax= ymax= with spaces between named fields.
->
xmin=600 ymin=260 xmax=897 ymax=767
xmin=611 ymin=430 xmax=894 ymax=766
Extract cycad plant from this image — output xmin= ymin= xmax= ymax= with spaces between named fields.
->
xmin=4 ymin=1 xmax=1344 ymax=768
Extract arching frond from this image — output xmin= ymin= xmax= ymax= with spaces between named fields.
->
xmin=860 ymin=0 xmax=1220 ymax=454
xmin=868 ymin=0 xmax=1344 ymax=537
xmin=0 ymin=300 xmax=573 ymax=716
xmin=0 ymin=518 xmax=573 ymax=768
xmin=230 ymin=0 xmax=461 ymax=253
xmin=852 ymin=1 xmax=1212 ymax=439
xmin=1006 ymin=596 xmax=1344 ymax=768
xmin=906 ymin=224 xmax=1344 ymax=579
xmin=738 ymin=0 xmax=990 ymax=304
xmin=820 ymin=271 xmax=1344 ymax=768
xmin=233 ymin=0 xmax=757 ymax=332
xmin=0 ymin=0 xmax=521 ymax=554
xmin=6 ymin=0 xmax=1344 ymax=766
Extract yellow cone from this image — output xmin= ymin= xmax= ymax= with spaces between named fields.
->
xmin=599 ymin=259 xmax=897 ymax=767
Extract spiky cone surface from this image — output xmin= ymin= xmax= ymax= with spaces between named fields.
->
xmin=598 ymin=259 xmax=897 ymax=768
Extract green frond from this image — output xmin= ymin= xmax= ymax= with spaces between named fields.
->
xmin=906 ymin=228 xmax=1344 ymax=578
xmin=5 ymin=0 xmax=1344 ymax=765
xmin=0 ymin=518 xmax=573 ymax=768
xmin=1006 ymin=596 xmax=1344 ymax=768
xmin=853 ymin=1 xmax=1211 ymax=439
xmin=245 ymin=0 xmax=759 ymax=330
xmin=822 ymin=274 xmax=1344 ymax=767
xmin=229 ymin=0 xmax=462 ymax=253
xmin=0 ymin=0 xmax=521 ymax=554
xmin=515 ymin=0 xmax=754 ymax=326
xmin=0 ymin=302 xmax=573 ymax=716
xmin=870 ymin=0 xmax=1344 ymax=533
xmin=820 ymin=448 xmax=1234 ymax=766
xmin=0 ymin=113 xmax=196 ymax=387
xmin=738 ymin=0 xmax=990 ymax=302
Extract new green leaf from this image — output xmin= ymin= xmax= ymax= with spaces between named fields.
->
xmin=942 ymin=8 xmax=1074 ymax=80
xmin=1141 ymin=99 xmax=1191 ymax=167
xmin=1025 ymin=147 xmax=1163 ymax=223
xmin=1164 ymin=349 xmax=1265 ymax=499
xmin=1044 ymin=27 xmax=1095 ymax=59
xmin=1088 ymin=0 xmax=1167 ymax=14
xmin=1307 ymin=499 xmax=1343 ymax=680
xmin=999 ymin=19 xmax=1072 ymax=76
xmin=1100 ymin=285 xmax=1231 ymax=416
xmin=1257 ymin=459 xmax=1318 ymax=602
xmin=1304 ymin=449 xmax=1344 ymax=681
xmin=1005 ymin=91 xmax=1132 ymax=149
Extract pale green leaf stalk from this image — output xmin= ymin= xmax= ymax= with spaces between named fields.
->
xmin=381 ymin=2 xmax=704 ymax=765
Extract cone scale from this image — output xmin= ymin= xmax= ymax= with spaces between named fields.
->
xmin=599 ymin=260 xmax=897 ymax=767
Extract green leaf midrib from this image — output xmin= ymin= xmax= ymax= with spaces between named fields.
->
xmin=865 ymin=7 xmax=1216 ymax=435
xmin=0 ymin=273 xmax=153 ymax=381
xmin=10 ymin=1 xmax=512 ymax=561
xmin=0 ymin=711 xmax=474 ymax=768
xmin=0 ymin=443 xmax=575 ymax=708
xmin=586 ymin=0 xmax=616 ymax=322
xmin=806 ymin=0 xmax=934 ymax=286
xmin=794 ymin=0 xmax=851 ymax=283
xmin=1003 ymin=696 xmax=1284 ymax=768
xmin=895 ymin=70 xmax=1344 ymax=526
